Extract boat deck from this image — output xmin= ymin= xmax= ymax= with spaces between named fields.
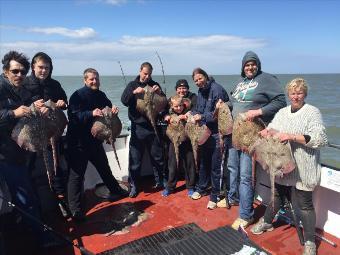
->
xmin=5 ymin=177 xmax=339 ymax=255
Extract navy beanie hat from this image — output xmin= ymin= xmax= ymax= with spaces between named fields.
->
xmin=175 ymin=79 xmax=189 ymax=90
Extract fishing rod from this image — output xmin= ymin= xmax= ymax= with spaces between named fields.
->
xmin=277 ymin=210 xmax=337 ymax=248
xmin=155 ymin=51 xmax=166 ymax=95
xmin=0 ymin=194 xmax=95 ymax=255
xmin=117 ymin=61 xmax=127 ymax=86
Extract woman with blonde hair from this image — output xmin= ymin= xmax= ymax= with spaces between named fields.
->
xmin=251 ymin=78 xmax=328 ymax=255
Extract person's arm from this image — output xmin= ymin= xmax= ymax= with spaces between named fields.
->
xmin=260 ymin=76 xmax=287 ymax=119
xmin=200 ymin=85 xmax=228 ymax=124
xmin=55 ymin=81 xmax=68 ymax=109
xmin=303 ymin=108 xmax=328 ymax=148
xmin=68 ymin=92 xmax=92 ymax=124
xmin=121 ymin=82 xmax=137 ymax=107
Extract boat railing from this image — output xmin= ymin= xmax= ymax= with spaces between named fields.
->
xmin=322 ymin=142 xmax=340 ymax=171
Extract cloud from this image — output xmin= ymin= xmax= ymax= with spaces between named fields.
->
xmin=0 ymin=35 xmax=266 ymax=75
xmin=0 ymin=25 xmax=97 ymax=39
xmin=27 ymin=27 xmax=96 ymax=39
xmin=102 ymin=0 xmax=128 ymax=5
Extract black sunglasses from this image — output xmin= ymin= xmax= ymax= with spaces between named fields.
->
xmin=9 ymin=69 xmax=27 ymax=75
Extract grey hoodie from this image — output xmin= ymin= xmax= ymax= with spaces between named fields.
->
xmin=231 ymin=51 xmax=286 ymax=123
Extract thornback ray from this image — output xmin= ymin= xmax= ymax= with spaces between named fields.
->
xmin=91 ymin=106 xmax=123 ymax=170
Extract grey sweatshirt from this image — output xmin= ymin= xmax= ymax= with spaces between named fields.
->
xmin=231 ymin=51 xmax=286 ymax=124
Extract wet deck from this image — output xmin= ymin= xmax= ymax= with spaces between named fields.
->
xmin=5 ymin=177 xmax=338 ymax=255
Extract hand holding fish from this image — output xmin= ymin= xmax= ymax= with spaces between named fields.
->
xmin=39 ymin=106 xmax=49 ymax=116
xmin=151 ymin=85 xmax=161 ymax=94
xmin=164 ymin=115 xmax=171 ymax=122
xmin=93 ymin=108 xmax=103 ymax=117
xmin=33 ymin=99 xmax=45 ymax=109
xmin=215 ymin=99 xmax=224 ymax=109
xmin=274 ymin=132 xmax=297 ymax=143
xmin=111 ymin=105 xmax=119 ymax=114
xmin=133 ymin=87 xmax=145 ymax=95
xmin=178 ymin=114 xmax=187 ymax=121
xmin=245 ymin=108 xmax=262 ymax=121
xmin=192 ymin=114 xmax=202 ymax=122
xmin=13 ymin=105 xmax=31 ymax=118
xmin=55 ymin=99 xmax=67 ymax=108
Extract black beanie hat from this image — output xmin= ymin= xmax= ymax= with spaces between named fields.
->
xmin=175 ymin=79 xmax=189 ymax=90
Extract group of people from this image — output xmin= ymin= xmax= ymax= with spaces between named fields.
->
xmin=0 ymin=49 xmax=327 ymax=255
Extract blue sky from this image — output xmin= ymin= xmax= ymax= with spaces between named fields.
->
xmin=1 ymin=0 xmax=339 ymax=75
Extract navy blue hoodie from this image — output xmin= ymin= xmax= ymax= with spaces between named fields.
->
xmin=193 ymin=78 xmax=229 ymax=134
xmin=231 ymin=51 xmax=286 ymax=123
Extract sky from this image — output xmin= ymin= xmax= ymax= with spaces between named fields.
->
xmin=1 ymin=0 xmax=339 ymax=75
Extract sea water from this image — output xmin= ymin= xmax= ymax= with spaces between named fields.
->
xmin=56 ymin=73 xmax=340 ymax=168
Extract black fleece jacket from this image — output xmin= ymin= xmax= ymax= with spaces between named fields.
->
xmin=0 ymin=74 xmax=34 ymax=165
xmin=66 ymin=86 xmax=112 ymax=147
xmin=25 ymin=75 xmax=68 ymax=109
xmin=121 ymin=76 xmax=165 ymax=138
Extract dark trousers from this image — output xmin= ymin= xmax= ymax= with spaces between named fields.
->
xmin=166 ymin=140 xmax=195 ymax=191
xmin=67 ymin=143 xmax=120 ymax=213
xmin=264 ymin=183 xmax=316 ymax=242
xmin=195 ymin=133 xmax=222 ymax=203
xmin=0 ymin=162 xmax=52 ymax=245
xmin=128 ymin=131 xmax=164 ymax=189
xmin=28 ymin=139 xmax=68 ymax=197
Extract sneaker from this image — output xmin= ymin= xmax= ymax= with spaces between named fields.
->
xmin=191 ymin=191 xmax=202 ymax=200
xmin=302 ymin=241 xmax=316 ymax=255
xmin=250 ymin=217 xmax=274 ymax=235
xmin=217 ymin=198 xmax=227 ymax=208
xmin=187 ymin=189 xmax=194 ymax=197
xmin=57 ymin=197 xmax=71 ymax=218
xmin=162 ymin=189 xmax=172 ymax=197
xmin=207 ymin=201 xmax=217 ymax=210
xmin=129 ymin=186 xmax=138 ymax=198
xmin=231 ymin=217 xmax=254 ymax=230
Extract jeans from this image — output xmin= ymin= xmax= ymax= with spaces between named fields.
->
xmin=228 ymin=146 xmax=254 ymax=220
xmin=195 ymin=133 xmax=222 ymax=203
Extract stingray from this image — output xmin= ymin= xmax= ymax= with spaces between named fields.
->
xmin=185 ymin=113 xmax=211 ymax=171
xmin=214 ymin=102 xmax=233 ymax=150
xmin=166 ymin=114 xmax=187 ymax=167
xmin=91 ymin=106 xmax=122 ymax=170
xmin=232 ymin=113 xmax=265 ymax=153
xmin=136 ymin=85 xmax=168 ymax=140
xmin=249 ymin=136 xmax=296 ymax=207
xmin=11 ymin=102 xmax=67 ymax=188
xmin=44 ymin=100 xmax=68 ymax=174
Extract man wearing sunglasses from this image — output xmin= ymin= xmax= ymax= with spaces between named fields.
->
xmin=0 ymin=51 xmax=61 ymax=251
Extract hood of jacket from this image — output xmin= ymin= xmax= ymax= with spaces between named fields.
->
xmin=30 ymin=52 xmax=53 ymax=81
xmin=241 ymin=51 xmax=262 ymax=78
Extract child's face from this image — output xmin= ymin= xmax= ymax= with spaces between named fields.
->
xmin=172 ymin=101 xmax=184 ymax=114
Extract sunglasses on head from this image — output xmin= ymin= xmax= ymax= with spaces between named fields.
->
xmin=9 ymin=69 xmax=27 ymax=75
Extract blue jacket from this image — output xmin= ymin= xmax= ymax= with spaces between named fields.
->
xmin=67 ymin=85 xmax=112 ymax=147
xmin=193 ymin=79 xmax=229 ymax=134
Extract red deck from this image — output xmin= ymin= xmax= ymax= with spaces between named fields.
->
xmin=19 ymin=178 xmax=339 ymax=255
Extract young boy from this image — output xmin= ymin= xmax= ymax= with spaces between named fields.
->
xmin=162 ymin=95 xmax=195 ymax=197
